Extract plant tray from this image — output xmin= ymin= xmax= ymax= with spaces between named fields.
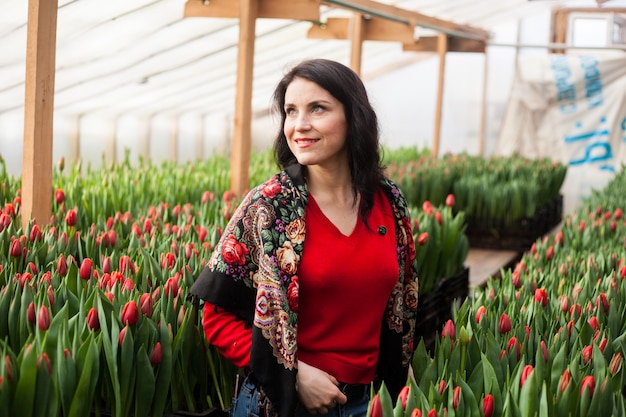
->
xmin=415 ymin=266 xmax=469 ymax=352
xmin=464 ymin=195 xmax=563 ymax=251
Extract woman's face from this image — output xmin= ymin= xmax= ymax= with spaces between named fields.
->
xmin=283 ymin=77 xmax=348 ymax=170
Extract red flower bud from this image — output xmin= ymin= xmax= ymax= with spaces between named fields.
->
xmin=56 ymin=254 xmax=68 ymax=277
xmin=580 ymin=375 xmax=595 ymax=397
xmin=165 ymin=276 xmax=179 ymax=298
xmin=29 ymin=224 xmax=43 ymax=243
xmin=475 ymin=305 xmax=487 ymax=323
xmin=534 ymin=288 xmax=548 ymax=307
xmin=38 ymin=305 xmax=50 ymax=331
xmin=596 ymin=293 xmax=609 ymax=315
xmin=441 ymin=320 xmax=455 ymax=339
xmin=582 ymin=345 xmax=593 ymax=365
xmin=397 ymin=385 xmax=410 ymax=409
xmin=54 ymin=189 xmax=65 ymax=204
xmin=409 ymin=409 xmax=422 ymax=417
xmin=150 ymin=342 xmax=163 ymax=366
xmin=122 ymin=278 xmax=134 ymax=293
xmin=482 ymin=394 xmax=494 ymax=417
xmin=520 ymin=365 xmax=534 ymax=387
xmin=438 ymin=379 xmax=447 ymax=395
xmin=435 ymin=212 xmax=443 ymax=225
xmin=610 ymin=352 xmax=622 ymax=376
xmin=588 ymin=316 xmax=599 ymax=331
xmin=119 ymin=326 xmax=128 ymax=346
xmin=615 ymin=208 xmax=623 ymax=220
xmin=540 ymin=340 xmax=548 ymax=362
xmin=545 ymin=246 xmax=554 ymax=261
xmin=140 ymin=293 xmax=154 ymax=318
xmin=427 ymin=410 xmax=437 ymax=417
xmin=559 ymin=369 xmax=570 ymax=393
xmin=9 ymin=239 xmax=22 ymax=258
xmin=452 ymin=386 xmax=461 ymax=409
xmin=65 ymin=209 xmax=77 ymax=227
xmin=417 ymin=232 xmax=429 ymax=246
xmin=498 ymin=313 xmax=512 ymax=334
xmin=87 ymin=307 xmax=99 ymax=331
xmin=119 ymin=255 xmax=135 ymax=275
xmin=445 ymin=194 xmax=455 ymax=208
xmin=79 ymin=258 xmax=93 ymax=280
xmin=27 ymin=302 xmax=36 ymax=324
xmin=369 ymin=394 xmax=383 ymax=417
xmin=120 ymin=301 xmax=139 ymax=326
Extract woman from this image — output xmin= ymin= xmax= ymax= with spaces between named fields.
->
xmin=189 ymin=58 xmax=419 ymax=417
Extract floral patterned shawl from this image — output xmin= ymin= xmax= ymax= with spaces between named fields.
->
xmin=189 ymin=163 xmax=419 ymax=417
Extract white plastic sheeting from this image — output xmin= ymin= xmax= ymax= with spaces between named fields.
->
xmin=1 ymin=0 xmax=625 ymax=177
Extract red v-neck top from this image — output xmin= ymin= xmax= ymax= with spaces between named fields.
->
xmin=201 ymin=189 xmax=399 ymax=379
xmin=296 ymin=189 xmax=398 ymax=384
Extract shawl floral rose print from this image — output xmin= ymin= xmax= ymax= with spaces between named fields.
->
xmin=189 ymin=163 xmax=419 ymax=417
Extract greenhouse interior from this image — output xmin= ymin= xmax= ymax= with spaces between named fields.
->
xmin=2 ymin=0 xmax=626 ymax=416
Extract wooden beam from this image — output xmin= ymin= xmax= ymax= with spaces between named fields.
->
xmin=350 ymin=14 xmax=365 ymax=75
xmin=230 ymin=0 xmax=257 ymax=196
xmin=403 ymin=35 xmax=485 ymax=53
xmin=184 ymin=0 xmax=320 ymax=20
xmin=322 ymin=0 xmax=490 ymax=41
xmin=432 ymin=32 xmax=447 ymax=158
xmin=308 ymin=16 xmax=415 ymax=43
xmin=21 ymin=0 xmax=58 ymax=230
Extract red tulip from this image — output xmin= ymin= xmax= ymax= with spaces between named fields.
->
xmin=120 ymin=301 xmax=139 ymax=326
xmin=119 ymin=255 xmax=135 ymax=275
xmin=397 ymin=385 xmax=410 ymax=410
xmin=482 ymin=394 xmax=494 ymax=417
xmin=475 ymin=305 xmax=487 ymax=323
xmin=9 ymin=239 xmax=22 ymax=258
xmin=435 ymin=212 xmax=443 ymax=225
xmin=56 ymin=254 xmax=68 ymax=277
xmin=452 ymin=386 xmax=461 ymax=409
xmin=149 ymin=342 xmax=163 ymax=367
xmin=87 ymin=307 xmax=99 ymax=331
xmin=438 ymin=379 xmax=447 ymax=395
xmin=54 ymin=189 xmax=65 ymax=204
xmin=534 ymin=288 xmax=548 ymax=307
xmin=27 ymin=302 xmax=36 ymax=324
xmin=445 ymin=194 xmax=455 ymax=208
xmin=520 ymin=365 xmax=534 ymax=387
xmin=29 ymin=224 xmax=43 ymax=243
xmin=427 ymin=410 xmax=437 ymax=417
xmin=422 ymin=201 xmax=433 ymax=215
xmin=588 ymin=316 xmax=599 ymax=331
xmin=79 ymin=258 xmax=93 ymax=280
xmin=559 ymin=369 xmax=570 ymax=393
xmin=118 ymin=326 xmax=128 ymax=346
xmin=409 ymin=409 xmax=422 ymax=417
xmin=441 ymin=320 xmax=455 ymax=339
xmin=417 ymin=232 xmax=429 ymax=246
xmin=610 ymin=352 xmax=622 ymax=376
xmin=596 ymin=293 xmax=609 ymax=315
xmin=65 ymin=209 xmax=77 ymax=227
xmin=140 ymin=293 xmax=154 ymax=318
xmin=161 ymin=252 xmax=176 ymax=270
xmin=615 ymin=208 xmax=623 ymax=219
xmin=369 ymin=394 xmax=383 ymax=417
xmin=38 ymin=305 xmax=50 ymax=331
xmin=498 ymin=313 xmax=512 ymax=334
xmin=164 ymin=276 xmax=179 ymax=298
xmin=545 ymin=246 xmax=554 ymax=260
xmin=580 ymin=375 xmax=595 ymax=397
xmin=540 ymin=340 xmax=548 ymax=362
xmin=582 ymin=345 xmax=593 ymax=365
xmin=121 ymin=278 xmax=134 ymax=293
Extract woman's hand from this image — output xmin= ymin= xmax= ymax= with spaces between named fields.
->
xmin=296 ymin=360 xmax=347 ymax=414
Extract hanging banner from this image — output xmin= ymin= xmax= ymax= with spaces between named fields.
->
xmin=497 ymin=51 xmax=626 ymax=213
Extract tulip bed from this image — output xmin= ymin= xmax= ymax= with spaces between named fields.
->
xmin=0 ymin=150 xmax=473 ymax=417
xmin=385 ymin=150 xmax=568 ymax=250
xmin=369 ymin=168 xmax=626 ymax=416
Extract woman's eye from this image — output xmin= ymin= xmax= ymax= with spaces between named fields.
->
xmin=312 ymin=105 xmax=323 ymax=113
xmin=285 ymin=108 xmax=296 ymax=116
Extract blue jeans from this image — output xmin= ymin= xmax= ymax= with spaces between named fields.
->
xmin=230 ymin=377 xmax=369 ymax=417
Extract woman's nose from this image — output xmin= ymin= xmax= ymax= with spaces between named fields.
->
xmin=295 ymin=114 xmax=311 ymax=131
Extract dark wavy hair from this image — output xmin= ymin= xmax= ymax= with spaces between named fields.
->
xmin=272 ymin=58 xmax=385 ymax=223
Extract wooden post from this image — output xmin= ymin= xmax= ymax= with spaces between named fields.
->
xmin=230 ymin=0 xmax=257 ymax=196
xmin=478 ymin=48 xmax=488 ymax=156
xmin=21 ymin=0 xmax=59 ymax=230
xmin=432 ymin=32 xmax=447 ymax=158
xmin=350 ymin=13 xmax=365 ymax=75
